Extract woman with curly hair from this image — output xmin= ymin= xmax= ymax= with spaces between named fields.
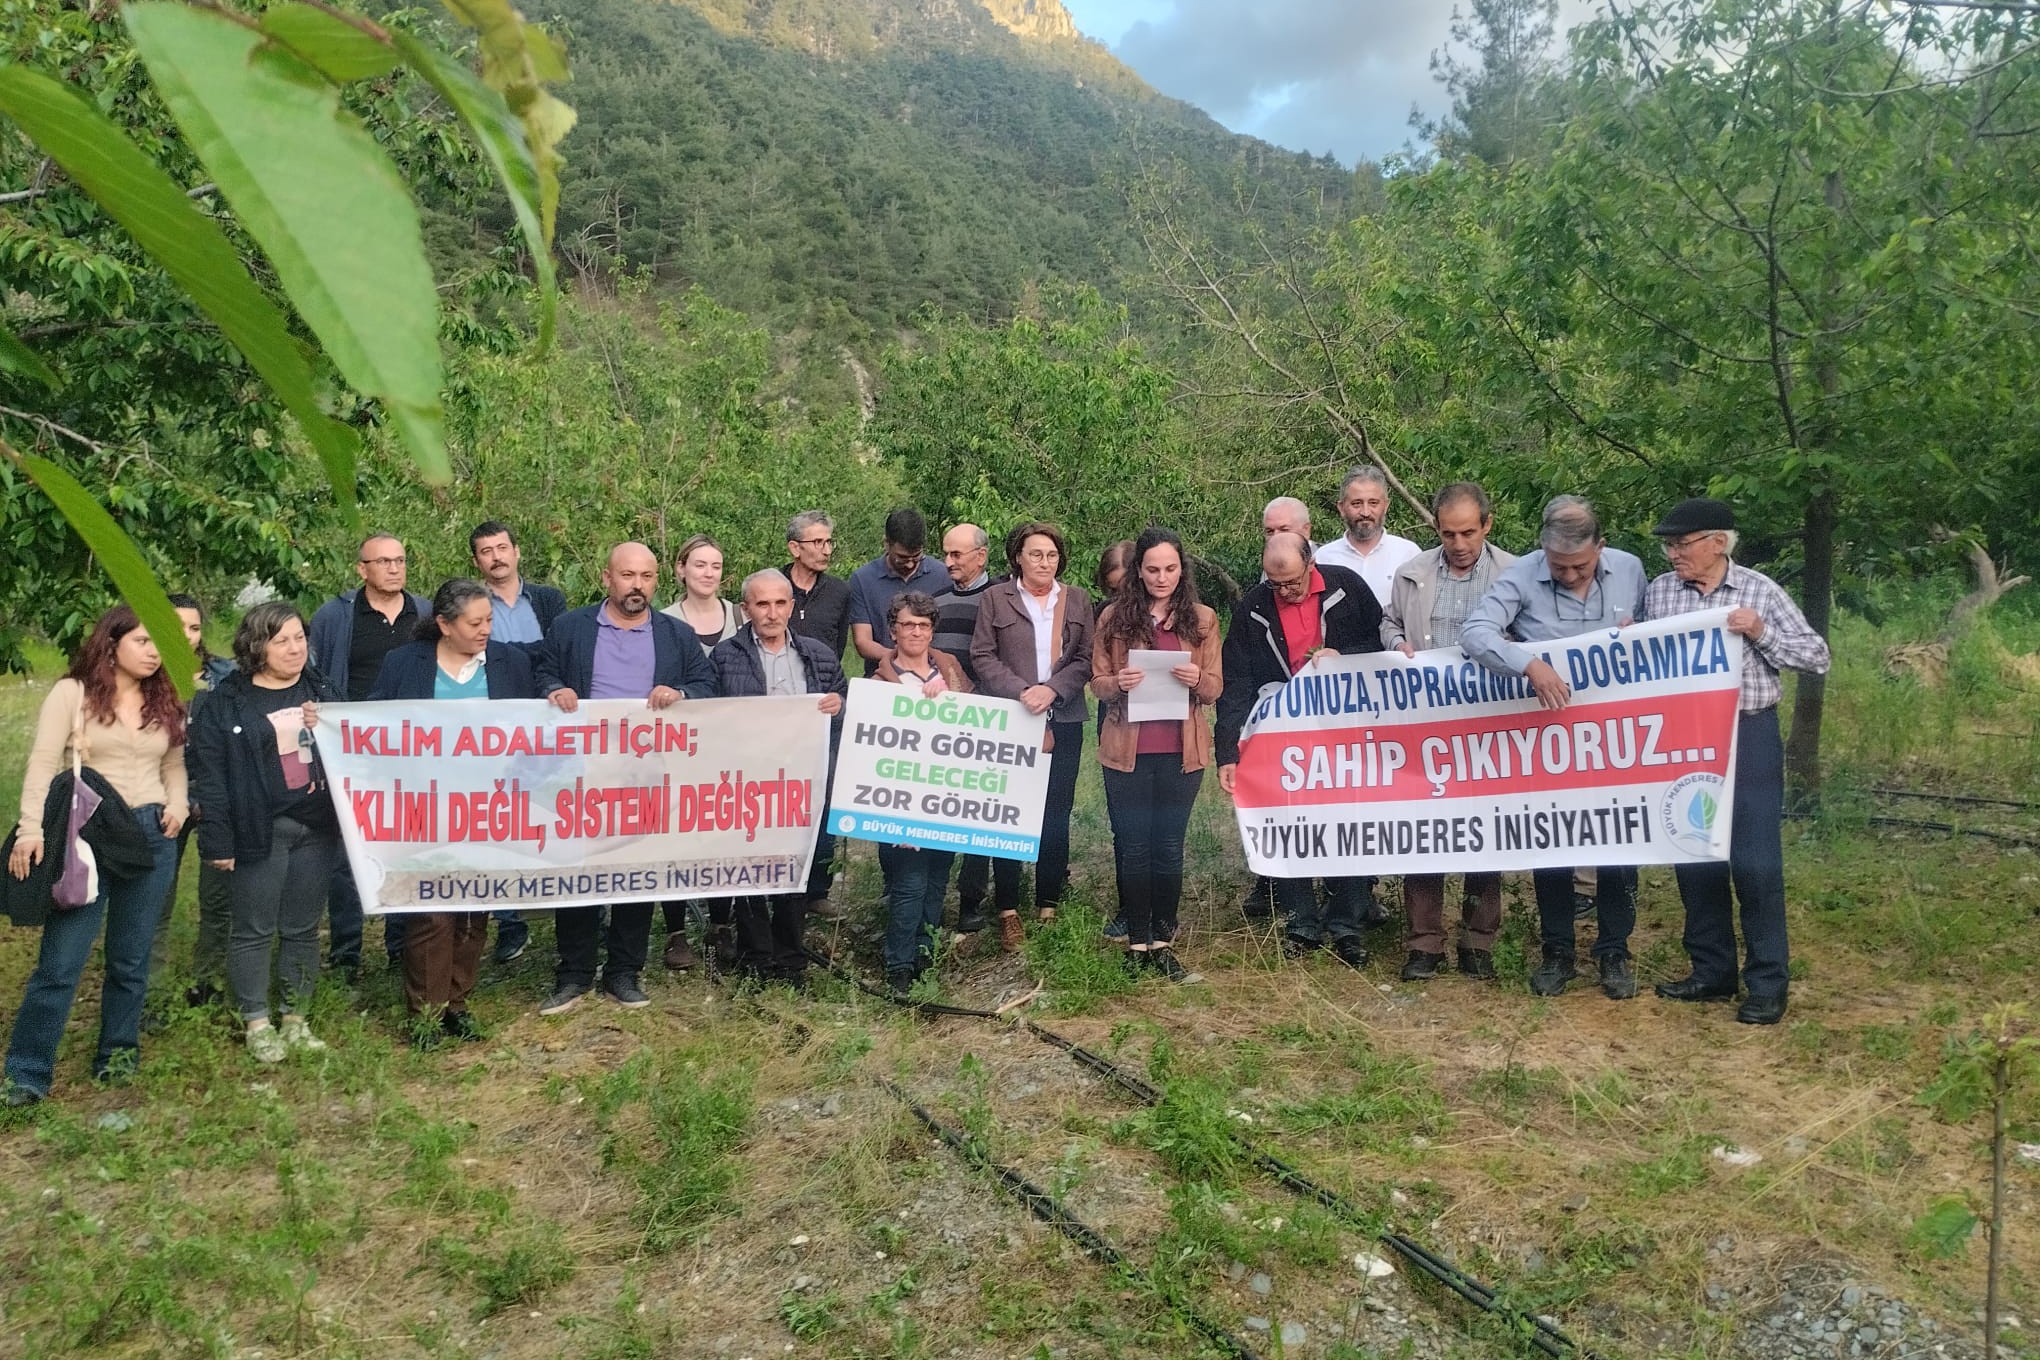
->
xmin=5 ymin=605 xmax=188 ymax=1104
xmin=1089 ymin=526 xmax=1222 ymax=983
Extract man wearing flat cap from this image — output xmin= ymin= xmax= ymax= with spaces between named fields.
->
xmin=1644 ymin=498 xmax=1830 ymax=1025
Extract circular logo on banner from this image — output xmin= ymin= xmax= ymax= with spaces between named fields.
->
xmin=1660 ymin=772 xmax=1727 ymax=853
xmin=836 ymin=813 xmax=856 ymax=835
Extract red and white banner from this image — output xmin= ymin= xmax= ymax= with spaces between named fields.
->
xmin=1232 ymin=609 xmax=1742 ymax=875
xmin=313 ymin=697 xmax=831 ymax=913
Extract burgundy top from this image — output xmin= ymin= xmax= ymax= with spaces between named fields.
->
xmin=1134 ymin=621 xmax=1185 ymax=756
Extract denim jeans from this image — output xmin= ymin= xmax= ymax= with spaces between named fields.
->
xmin=879 ymin=844 xmax=955 ymax=973
xmin=1279 ymin=876 xmax=1370 ymax=946
xmin=228 ymin=815 xmax=341 ymax=1021
xmin=154 ymin=821 xmax=233 ymax=987
xmin=1103 ymin=755 xmax=1202 ymax=948
xmin=6 ymin=804 xmax=179 ymax=1096
xmin=1533 ymin=863 xmax=1636 ymax=961
xmin=1672 ymin=707 xmax=1790 ymax=997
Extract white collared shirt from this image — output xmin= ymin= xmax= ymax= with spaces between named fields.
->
xmin=1018 ymin=583 xmax=1061 ymax=683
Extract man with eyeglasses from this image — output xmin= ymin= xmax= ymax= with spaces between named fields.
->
xmin=849 ymin=507 xmax=949 ymax=678
xmin=1215 ymin=532 xmax=1384 ymax=969
xmin=781 ymin=510 xmax=853 ymax=664
xmin=1644 ymin=498 xmax=1828 ymax=1026
xmin=308 ymin=534 xmax=431 ymax=979
xmin=1462 ymin=495 xmax=1649 ymax=1001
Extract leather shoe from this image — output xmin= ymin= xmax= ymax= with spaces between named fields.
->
xmin=1331 ymin=937 xmax=1369 ymax=969
xmin=1736 ymin=994 xmax=1788 ymax=1025
xmin=662 ymin=933 xmax=696 ymax=972
xmin=1529 ymin=950 xmax=1577 ymax=996
xmin=999 ymin=912 xmax=1024 ymax=953
xmin=1654 ymin=975 xmax=1737 ymax=1003
xmin=1598 ymin=955 xmax=1638 ymax=1000
xmin=1400 ymin=950 xmax=1444 ymax=981
xmin=1456 ymin=947 xmax=1496 ymax=979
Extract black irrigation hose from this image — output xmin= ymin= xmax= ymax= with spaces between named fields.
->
xmin=1786 ymin=811 xmax=2040 ymax=847
xmin=804 ymin=948 xmax=1602 ymax=1359
xmin=881 ymin=1079 xmax=1267 ymax=1360
xmin=1870 ymin=787 xmax=2040 ymax=812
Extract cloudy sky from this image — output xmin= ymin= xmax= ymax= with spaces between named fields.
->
xmin=1058 ymin=0 xmax=1595 ymax=166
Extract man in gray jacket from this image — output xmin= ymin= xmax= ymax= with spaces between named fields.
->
xmin=1380 ymin=483 xmax=1516 ymax=983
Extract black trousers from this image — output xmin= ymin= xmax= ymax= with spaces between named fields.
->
xmin=1103 ymin=754 xmax=1203 ymax=948
xmin=994 ymin=721 xmax=1084 ymax=913
xmin=554 ymin=902 xmax=653 ymax=987
xmin=732 ymin=894 xmax=808 ymax=980
xmin=662 ymin=897 xmax=733 ymax=933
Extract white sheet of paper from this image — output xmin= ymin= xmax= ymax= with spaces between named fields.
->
xmin=1125 ymin=649 xmax=1190 ymax=723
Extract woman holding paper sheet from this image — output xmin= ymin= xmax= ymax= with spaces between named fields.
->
xmin=873 ymin=591 xmax=971 ymax=995
xmin=367 ymin=579 xmax=539 ymax=1046
xmin=1090 ymin=526 xmax=1222 ymax=983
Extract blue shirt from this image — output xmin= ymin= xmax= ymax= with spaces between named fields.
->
xmin=433 ymin=658 xmax=490 ymax=701
xmin=847 ymin=554 xmax=949 ymax=663
xmin=489 ymin=587 xmax=544 ymax=645
xmin=1460 ymin=546 xmax=1649 ymax=676
xmin=588 ymin=609 xmax=658 ymax=699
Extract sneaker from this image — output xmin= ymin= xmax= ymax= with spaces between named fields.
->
xmin=1400 ymin=950 xmax=1444 ymax=981
xmin=3 ymin=1084 xmax=43 ymax=1109
xmin=1598 ymin=956 xmax=1638 ymax=1000
xmin=663 ymin=933 xmax=697 ymax=972
xmin=1282 ymin=935 xmax=1320 ymax=960
xmin=442 ymin=1010 xmax=484 ymax=1042
xmin=603 ymin=974 xmax=650 ymax=1008
xmin=1456 ymin=947 xmax=1497 ymax=979
xmin=1147 ymin=948 xmax=1201 ymax=984
xmin=184 ymin=979 xmax=222 ymax=1009
xmin=955 ymin=911 xmax=988 ymax=935
xmin=539 ymin=982 xmax=589 ymax=1016
xmin=1102 ymin=914 xmax=1129 ymax=941
xmin=246 ymin=1021 xmax=287 ymax=1064
xmin=1331 ymin=937 xmax=1370 ymax=969
xmin=999 ymin=913 xmax=1024 ymax=953
xmin=1529 ymin=950 xmax=1578 ymax=996
xmin=492 ymin=918 xmax=530 ymax=965
xmin=279 ymin=1015 xmax=327 ymax=1052
xmin=885 ymin=968 xmax=915 ymax=999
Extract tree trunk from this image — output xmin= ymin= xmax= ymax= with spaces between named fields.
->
xmin=1785 ymin=486 xmax=1834 ymax=811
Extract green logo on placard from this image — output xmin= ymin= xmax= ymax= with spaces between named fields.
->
xmin=1687 ymin=790 xmax=1718 ymax=834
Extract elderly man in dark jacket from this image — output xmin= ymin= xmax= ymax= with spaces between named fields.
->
xmin=710 ymin=568 xmax=847 ymax=985
xmin=531 ymin=543 xmax=719 ymax=1015
xmin=1215 ymin=532 xmax=1385 ymax=967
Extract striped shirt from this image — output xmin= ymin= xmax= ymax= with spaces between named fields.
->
xmin=1644 ymin=563 xmax=1830 ymax=712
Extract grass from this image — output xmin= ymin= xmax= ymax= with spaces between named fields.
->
xmin=1 ymin=592 xmax=2038 ymax=1356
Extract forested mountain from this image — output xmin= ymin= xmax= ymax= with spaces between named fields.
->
xmin=511 ymin=0 xmax=1364 ymax=335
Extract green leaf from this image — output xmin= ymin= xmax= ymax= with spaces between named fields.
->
xmin=124 ymin=2 xmax=447 ymax=482
xmin=436 ymin=0 xmax=576 ymax=244
xmin=1905 ymin=1197 xmax=1977 ymax=1261
xmin=259 ymin=2 xmax=400 ymax=82
xmin=16 ymin=454 xmax=201 ymax=700
xmin=0 ymin=64 xmax=361 ymax=517
xmin=0 ymin=317 xmax=59 ymax=389
xmin=393 ymin=30 xmax=558 ymax=349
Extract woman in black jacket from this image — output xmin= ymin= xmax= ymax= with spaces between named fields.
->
xmin=367 ymin=579 xmax=538 ymax=1044
xmin=186 ymin=602 xmax=341 ymax=1064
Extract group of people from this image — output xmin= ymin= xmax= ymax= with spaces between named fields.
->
xmin=2 ymin=473 xmax=1829 ymax=1106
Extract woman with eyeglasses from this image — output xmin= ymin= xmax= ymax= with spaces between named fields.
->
xmin=970 ymin=522 xmax=1095 ymax=952
xmin=186 ymin=602 xmax=343 ymax=1063
xmin=4 ymin=606 xmax=188 ymax=1107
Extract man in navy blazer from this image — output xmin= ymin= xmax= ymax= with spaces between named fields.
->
xmin=531 ymin=543 xmax=718 ymax=1015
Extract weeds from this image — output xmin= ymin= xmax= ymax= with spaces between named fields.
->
xmin=1023 ymin=897 xmax=1139 ymax=1012
xmin=428 ymin=1219 xmax=576 ymax=1317
xmin=594 ymin=1052 xmax=756 ymax=1254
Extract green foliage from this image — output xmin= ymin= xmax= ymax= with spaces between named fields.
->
xmin=591 ymin=1051 xmax=756 ymax=1254
xmin=429 ymin=1220 xmax=577 ymax=1317
xmin=1017 ymin=896 xmax=1140 ymax=1013
xmin=1906 ymin=1196 xmax=1980 ymax=1262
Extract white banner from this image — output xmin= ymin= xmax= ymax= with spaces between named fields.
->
xmin=314 ymin=697 xmax=830 ymax=912
xmin=826 ymin=679 xmax=1048 ymax=861
xmin=1233 ymin=609 xmax=1744 ymax=876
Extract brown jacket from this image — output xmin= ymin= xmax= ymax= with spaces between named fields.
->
xmin=874 ymin=649 xmax=972 ymax=694
xmin=1090 ymin=603 xmax=1223 ymax=773
xmin=970 ymin=580 xmax=1095 ymax=727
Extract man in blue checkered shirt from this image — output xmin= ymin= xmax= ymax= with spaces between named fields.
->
xmin=1644 ymin=498 xmax=1830 ymax=1026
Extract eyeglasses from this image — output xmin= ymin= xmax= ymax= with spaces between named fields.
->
xmin=1660 ymin=533 xmax=1719 ymax=557
xmin=795 ymin=537 xmax=834 ymax=548
xmin=359 ymin=555 xmax=407 ymax=568
xmin=893 ymin=619 xmax=934 ymax=631
xmin=1019 ymin=550 xmax=1059 ymax=564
